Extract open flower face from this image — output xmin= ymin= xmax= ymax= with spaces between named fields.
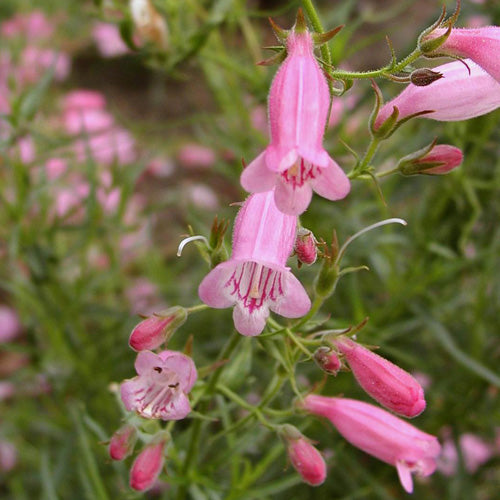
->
xmin=121 ymin=350 xmax=197 ymax=420
xmin=199 ymin=191 xmax=311 ymax=336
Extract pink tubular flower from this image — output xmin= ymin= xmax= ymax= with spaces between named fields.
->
xmin=334 ymin=337 xmax=426 ymax=417
xmin=282 ymin=426 xmax=326 ymax=486
xmin=120 ymin=350 xmax=197 ymax=420
xmin=424 ymin=27 xmax=500 ymax=83
xmin=198 ymin=191 xmax=311 ymax=336
xmin=130 ymin=440 xmax=165 ymax=491
xmin=302 ymin=395 xmax=441 ymax=493
xmin=375 ymin=59 xmax=500 ymax=127
xmin=240 ymin=28 xmax=350 ymax=215
xmin=129 ymin=307 xmax=187 ymax=351
xmin=109 ymin=424 xmax=137 ymax=461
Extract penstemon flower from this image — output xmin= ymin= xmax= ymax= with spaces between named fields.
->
xmin=302 ymin=395 xmax=441 ymax=493
xmin=375 ymin=59 xmax=500 ymax=127
xmin=240 ymin=21 xmax=350 ymax=215
xmin=199 ymin=190 xmax=311 ymax=336
xmin=121 ymin=350 xmax=197 ymax=420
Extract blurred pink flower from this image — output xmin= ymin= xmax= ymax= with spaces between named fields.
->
xmin=177 ymin=143 xmax=216 ymax=169
xmin=92 ymin=22 xmax=130 ymax=58
xmin=0 ymin=306 xmax=22 ymax=343
xmin=45 ymin=158 xmax=68 ymax=180
xmin=64 ymin=108 xmax=114 ymax=135
xmin=186 ymin=184 xmax=218 ymax=210
xmin=1 ymin=10 xmax=54 ymax=40
xmin=0 ymin=441 xmax=17 ymax=472
xmin=302 ymin=396 xmax=441 ymax=493
xmin=121 ymin=350 xmax=197 ymax=420
xmin=20 ymin=47 xmax=70 ymax=83
xmin=241 ymin=29 xmax=350 ymax=215
xmin=62 ymin=90 xmax=107 ymax=111
xmin=126 ymin=278 xmax=165 ymax=315
xmin=0 ymin=381 xmax=15 ymax=401
xmin=145 ymin=156 xmax=175 ymax=178
xmin=199 ymin=191 xmax=310 ymax=336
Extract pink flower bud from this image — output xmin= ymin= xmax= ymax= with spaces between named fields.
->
xmin=109 ymin=424 xmax=137 ymax=461
xmin=399 ymin=144 xmax=463 ymax=176
xmin=294 ymin=228 xmax=317 ymax=266
xmin=281 ymin=425 xmax=326 ymax=486
xmin=177 ymin=143 xmax=216 ymax=169
xmin=334 ymin=337 xmax=426 ymax=418
xmin=129 ymin=307 xmax=187 ymax=351
xmin=314 ymin=347 xmax=341 ymax=376
xmin=129 ymin=440 xmax=165 ymax=491
xmin=302 ymin=396 xmax=441 ymax=493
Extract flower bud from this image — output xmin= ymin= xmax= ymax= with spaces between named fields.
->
xmin=314 ymin=347 xmax=341 ymax=376
xmin=281 ymin=424 xmax=326 ymax=486
xmin=129 ymin=440 xmax=165 ymax=491
xmin=129 ymin=307 xmax=187 ymax=351
xmin=294 ymin=228 xmax=318 ymax=266
xmin=398 ymin=143 xmax=463 ymax=176
xmin=334 ymin=337 xmax=426 ymax=418
xmin=410 ymin=68 xmax=443 ymax=87
xmin=109 ymin=424 xmax=137 ymax=461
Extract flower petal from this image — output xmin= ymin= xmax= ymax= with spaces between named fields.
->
xmin=198 ymin=262 xmax=237 ymax=308
xmin=232 ymin=302 xmax=268 ymax=336
xmin=274 ymin=177 xmax=313 ymax=215
xmin=272 ymin=273 xmax=311 ymax=318
xmin=311 ymin=158 xmax=350 ymax=201
xmin=240 ymin=151 xmax=276 ymax=193
xmin=396 ymin=460 xmax=414 ymax=494
xmin=134 ymin=351 xmax=161 ymax=375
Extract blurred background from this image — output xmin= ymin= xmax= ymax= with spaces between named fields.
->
xmin=1 ymin=0 xmax=499 ymax=498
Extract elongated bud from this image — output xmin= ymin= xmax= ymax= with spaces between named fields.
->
xmin=314 ymin=347 xmax=341 ymax=376
xmin=294 ymin=228 xmax=318 ymax=266
xmin=410 ymin=68 xmax=443 ymax=87
xmin=109 ymin=424 xmax=137 ymax=461
xmin=280 ymin=424 xmax=326 ymax=486
xmin=129 ymin=307 xmax=187 ymax=351
xmin=130 ymin=0 xmax=168 ymax=50
xmin=398 ymin=143 xmax=463 ymax=176
xmin=334 ymin=337 xmax=426 ymax=417
xmin=129 ymin=439 xmax=166 ymax=491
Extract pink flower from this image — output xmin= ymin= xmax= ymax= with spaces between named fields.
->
xmin=62 ymin=90 xmax=107 ymax=111
xmin=424 ymin=27 xmax=500 ymax=83
xmin=129 ymin=440 xmax=165 ymax=491
xmin=177 ymin=143 xmax=216 ymax=169
xmin=0 ymin=441 xmax=17 ymax=472
xmin=198 ymin=191 xmax=311 ymax=336
xmin=92 ymin=22 xmax=130 ymax=58
xmin=302 ymin=395 xmax=441 ymax=493
xmin=0 ymin=306 xmax=22 ymax=343
xmin=109 ymin=424 xmax=137 ymax=461
xmin=121 ymin=350 xmax=197 ymax=420
xmin=282 ymin=426 xmax=326 ymax=486
xmin=240 ymin=29 xmax=350 ymax=215
xmin=129 ymin=307 xmax=187 ymax=351
xmin=334 ymin=337 xmax=426 ymax=417
xmin=375 ymin=60 xmax=500 ymax=127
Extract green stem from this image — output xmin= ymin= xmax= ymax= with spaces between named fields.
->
xmin=302 ymin=0 xmax=331 ymax=69
xmin=292 ymin=294 xmax=324 ymax=329
xmin=186 ymin=303 xmax=209 ymax=314
xmin=176 ymin=331 xmax=241 ymax=500
xmin=350 ymin=136 xmax=382 ymax=178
